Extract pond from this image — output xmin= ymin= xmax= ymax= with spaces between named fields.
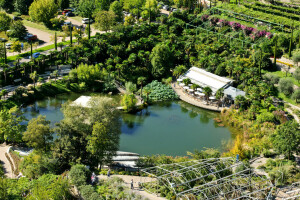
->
xmin=21 ymin=93 xmax=235 ymax=156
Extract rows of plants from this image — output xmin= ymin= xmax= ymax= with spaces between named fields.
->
xmin=243 ymin=2 xmax=300 ymax=21
xmin=250 ymin=2 xmax=300 ymax=15
xmin=217 ymin=4 xmax=300 ymax=29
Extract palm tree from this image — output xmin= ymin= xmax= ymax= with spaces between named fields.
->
xmin=0 ymin=89 xmax=8 ymax=100
xmin=235 ymin=95 xmax=246 ymax=110
xmin=173 ymin=65 xmax=187 ymax=79
xmin=137 ymin=76 xmax=146 ymax=97
xmin=51 ymin=70 xmax=59 ymax=83
xmin=0 ymin=64 xmax=9 ymax=83
xmin=216 ymin=88 xmax=224 ymax=107
xmin=30 ymin=71 xmax=38 ymax=88
xmin=203 ymin=86 xmax=212 ymax=103
xmin=143 ymin=87 xmax=151 ymax=103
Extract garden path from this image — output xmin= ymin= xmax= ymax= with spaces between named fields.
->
xmin=97 ymin=174 xmax=166 ymax=200
xmin=0 ymin=144 xmax=14 ymax=178
xmin=171 ymin=82 xmax=222 ymax=112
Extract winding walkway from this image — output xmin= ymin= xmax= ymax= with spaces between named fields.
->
xmin=97 ymin=175 xmax=166 ymax=200
xmin=171 ymin=82 xmax=223 ymax=112
xmin=0 ymin=144 xmax=14 ymax=178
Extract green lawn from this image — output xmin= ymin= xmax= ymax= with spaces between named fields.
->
xmin=267 ymin=70 xmax=300 ymax=87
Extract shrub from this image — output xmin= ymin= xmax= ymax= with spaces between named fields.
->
xmin=256 ymin=111 xmax=275 ymax=123
xmin=278 ymin=78 xmax=294 ymax=96
xmin=69 ymin=164 xmax=90 ymax=187
xmin=78 ymin=185 xmax=99 ymax=200
xmin=291 ymin=89 xmax=300 ymax=103
xmin=142 ymin=80 xmax=178 ymax=102
xmin=263 ymin=73 xmax=279 ymax=85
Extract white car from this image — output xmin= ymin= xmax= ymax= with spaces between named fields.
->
xmin=82 ymin=18 xmax=93 ymax=24
xmin=5 ymin=43 xmax=11 ymax=49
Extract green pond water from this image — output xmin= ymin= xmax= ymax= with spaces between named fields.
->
xmin=21 ymin=93 xmax=234 ymax=156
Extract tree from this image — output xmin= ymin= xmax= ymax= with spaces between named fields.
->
xmin=94 ymin=10 xmax=115 ymax=32
xmin=58 ymin=0 xmax=69 ymax=10
xmin=278 ymin=78 xmax=294 ymax=96
xmin=14 ymin=0 xmax=34 ymax=14
xmin=121 ymin=94 xmax=137 ymax=111
xmin=77 ymin=0 xmax=95 ymax=18
xmin=143 ymin=0 xmax=159 ymax=22
xmin=292 ymin=50 xmax=300 ymax=66
xmin=0 ymin=107 xmax=26 ymax=143
xmin=292 ymin=89 xmax=300 ymax=103
xmin=29 ymin=71 xmax=39 ymax=88
xmin=109 ymin=1 xmax=123 ymax=22
xmin=87 ymin=121 xmax=120 ymax=169
xmin=51 ymin=70 xmax=59 ymax=82
xmin=271 ymin=120 xmax=300 ymax=159
xmin=8 ymin=21 xmax=27 ymax=39
xmin=23 ymin=115 xmax=53 ymax=151
xmin=0 ymin=12 xmax=11 ymax=32
xmin=124 ymin=15 xmax=135 ymax=26
xmin=29 ymin=0 xmax=58 ymax=27
xmin=0 ymin=0 xmax=14 ymax=12
xmin=125 ymin=81 xmax=136 ymax=94
xmin=150 ymin=43 xmax=173 ymax=78
xmin=293 ymin=67 xmax=300 ymax=82
xmin=10 ymin=40 xmax=22 ymax=55
xmin=54 ymin=97 xmax=121 ymax=170
xmin=173 ymin=65 xmax=187 ymax=78
xmin=203 ymin=86 xmax=212 ymax=103
xmin=137 ymin=76 xmax=146 ymax=96
xmin=78 ymin=185 xmax=100 ymax=200
xmin=69 ymin=164 xmax=89 ymax=187
xmin=215 ymin=88 xmax=224 ymax=107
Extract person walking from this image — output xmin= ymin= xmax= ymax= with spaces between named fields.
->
xmin=131 ymin=179 xmax=134 ymax=190
xmin=107 ymin=169 xmax=111 ymax=178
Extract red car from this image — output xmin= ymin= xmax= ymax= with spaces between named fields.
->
xmin=26 ymin=35 xmax=38 ymax=41
xmin=62 ymin=9 xmax=72 ymax=15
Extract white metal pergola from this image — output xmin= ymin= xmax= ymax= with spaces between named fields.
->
xmin=141 ymin=157 xmax=274 ymax=199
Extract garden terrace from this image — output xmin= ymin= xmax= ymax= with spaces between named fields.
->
xmin=141 ymin=157 xmax=273 ymax=199
xmin=215 ymin=5 xmax=300 ymax=32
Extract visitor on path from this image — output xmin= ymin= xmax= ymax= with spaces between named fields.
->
xmin=107 ymin=169 xmax=111 ymax=178
xmin=91 ymin=172 xmax=96 ymax=185
xmin=131 ymin=179 xmax=134 ymax=189
xmin=138 ymin=181 xmax=142 ymax=190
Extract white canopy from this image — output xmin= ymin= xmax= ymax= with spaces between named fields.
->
xmin=197 ymin=88 xmax=202 ymax=92
xmin=209 ymin=96 xmax=216 ymax=100
xmin=183 ymin=67 xmax=232 ymax=92
xmin=195 ymin=92 xmax=205 ymax=96
xmin=179 ymin=83 xmax=185 ymax=86
xmin=188 ymin=89 xmax=194 ymax=92
xmin=183 ymin=86 xmax=189 ymax=90
xmin=177 ymin=78 xmax=183 ymax=82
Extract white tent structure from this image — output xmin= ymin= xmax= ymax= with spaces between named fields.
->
xmin=181 ymin=67 xmax=232 ymax=93
xmin=72 ymin=96 xmax=92 ymax=108
xmin=224 ymin=86 xmax=246 ymax=100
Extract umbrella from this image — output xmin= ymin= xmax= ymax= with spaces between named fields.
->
xmin=195 ymin=92 xmax=205 ymax=96
xmin=179 ymin=83 xmax=185 ymax=86
xmin=188 ymin=89 xmax=194 ymax=92
xmin=177 ymin=78 xmax=183 ymax=82
xmin=188 ymin=84 xmax=192 ymax=86
xmin=196 ymin=88 xmax=202 ymax=92
xmin=183 ymin=86 xmax=189 ymax=90
xmin=209 ymin=96 xmax=216 ymax=100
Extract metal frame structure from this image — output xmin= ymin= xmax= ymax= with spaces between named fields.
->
xmin=141 ymin=157 xmax=274 ymax=199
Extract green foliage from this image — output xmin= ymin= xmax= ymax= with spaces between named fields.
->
xmin=29 ymin=0 xmax=58 ymax=27
xmin=14 ymin=0 xmax=33 ymax=14
xmin=23 ymin=115 xmax=53 ymax=152
xmin=0 ymin=0 xmax=14 ymax=12
xmin=78 ymin=185 xmax=99 ymax=200
xmin=0 ymin=106 xmax=26 ymax=143
xmin=271 ymin=120 xmax=300 ymax=159
xmin=292 ymin=50 xmax=300 ymax=65
xmin=150 ymin=43 xmax=173 ymax=78
xmin=77 ymin=0 xmax=95 ymax=17
xmin=187 ymin=148 xmax=221 ymax=160
xmin=0 ymin=12 xmax=11 ymax=32
xmin=20 ymin=151 xmax=56 ymax=179
xmin=291 ymin=88 xmax=300 ymax=102
xmin=8 ymin=21 xmax=27 ymax=39
xmin=173 ymin=65 xmax=187 ymax=78
xmin=125 ymin=81 xmax=137 ymax=94
xmin=94 ymin=10 xmax=116 ymax=32
xmin=109 ymin=1 xmax=123 ymax=22
xmin=69 ymin=164 xmax=90 ymax=187
xmin=263 ymin=73 xmax=280 ymax=85
xmin=256 ymin=111 xmax=275 ymax=123
xmin=142 ymin=80 xmax=178 ymax=102
xmin=278 ymin=78 xmax=294 ymax=96
xmin=121 ymin=94 xmax=137 ymax=111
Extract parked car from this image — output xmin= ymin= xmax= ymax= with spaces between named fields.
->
xmin=13 ymin=16 xmax=22 ymax=21
xmin=163 ymin=5 xmax=169 ymax=10
xmin=24 ymin=34 xmax=38 ymax=41
xmin=29 ymin=52 xmax=41 ymax=59
xmin=63 ymin=21 xmax=72 ymax=26
xmin=172 ymin=8 xmax=178 ymax=12
xmin=82 ymin=18 xmax=93 ymax=24
xmin=62 ymin=9 xmax=72 ymax=15
xmin=5 ymin=43 xmax=11 ymax=49
xmin=66 ymin=12 xmax=75 ymax=17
